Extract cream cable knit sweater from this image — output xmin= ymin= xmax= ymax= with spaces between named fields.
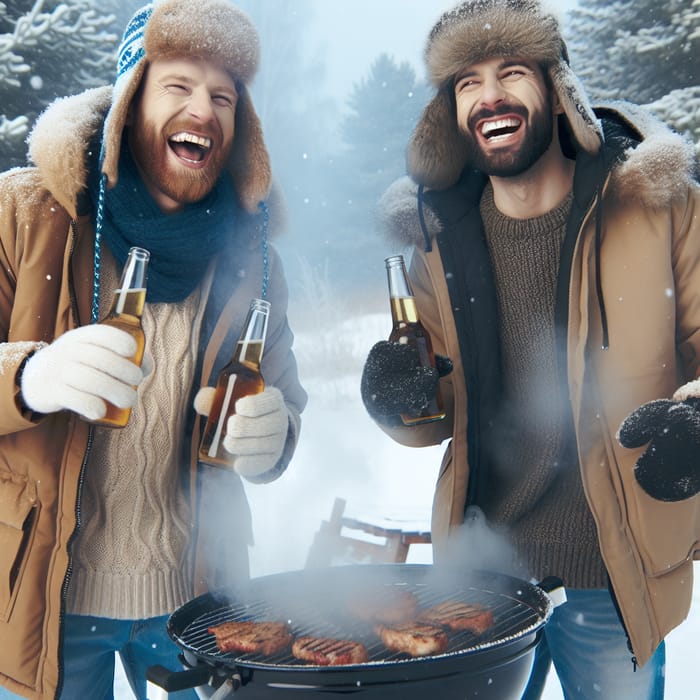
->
xmin=67 ymin=253 xmax=206 ymax=618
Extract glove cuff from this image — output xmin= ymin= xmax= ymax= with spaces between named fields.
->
xmin=673 ymin=379 xmax=700 ymax=402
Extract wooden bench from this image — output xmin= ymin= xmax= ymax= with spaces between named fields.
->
xmin=306 ymin=497 xmax=432 ymax=567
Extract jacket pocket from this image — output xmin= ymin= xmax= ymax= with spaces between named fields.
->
xmin=631 ymin=491 xmax=699 ymax=577
xmin=0 ymin=471 xmax=39 ymax=622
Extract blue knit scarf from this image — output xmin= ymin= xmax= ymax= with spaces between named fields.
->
xmin=91 ymin=142 xmax=239 ymax=304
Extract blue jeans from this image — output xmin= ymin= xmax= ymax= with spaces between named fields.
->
xmin=60 ymin=613 xmax=197 ymax=700
xmin=521 ymin=588 xmax=665 ymax=700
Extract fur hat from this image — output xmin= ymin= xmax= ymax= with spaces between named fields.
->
xmin=408 ymin=0 xmax=603 ymax=189
xmin=101 ymin=0 xmax=271 ymax=213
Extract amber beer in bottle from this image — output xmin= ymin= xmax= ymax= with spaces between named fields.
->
xmin=199 ymin=298 xmax=270 ymax=468
xmin=91 ymin=246 xmax=149 ymax=428
xmin=385 ymin=255 xmax=445 ymax=425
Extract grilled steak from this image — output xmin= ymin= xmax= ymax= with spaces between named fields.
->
xmin=418 ymin=600 xmax=494 ymax=634
xmin=347 ymin=586 xmax=419 ymax=624
xmin=291 ymin=636 xmax=369 ymax=666
xmin=376 ymin=621 xmax=448 ymax=657
xmin=207 ymin=619 xmax=292 ymax=656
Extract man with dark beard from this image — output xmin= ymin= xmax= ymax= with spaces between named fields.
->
xmin=0 ymin=2 xmax=306 ymax=699
xmin=361 ymin=1 xmax=699 ymax=699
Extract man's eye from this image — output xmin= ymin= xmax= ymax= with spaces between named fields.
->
xmin=167 ymin=84 xmax=189 ymax=93
xmin=456 ymin=78 xmax=479 ymax=92
xmin=502 ymin=69 xmax=527 ymax=81
xmin=213 ymin=95 xmax=234 ymax=107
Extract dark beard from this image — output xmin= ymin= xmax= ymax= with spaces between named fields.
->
xmin=128 ymin=117 xmax=230 ymax=204
xmin=463 ymin=102 xmax=554 ymax=177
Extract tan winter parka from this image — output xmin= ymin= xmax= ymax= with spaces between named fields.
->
xmin=0 ymin=86 xmax=307 ymax=699
xmin=378 ymin=103 xmax=700 ymax=667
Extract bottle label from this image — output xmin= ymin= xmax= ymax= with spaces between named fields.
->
xmin=207 ymin=374 xmax=237 ymax=458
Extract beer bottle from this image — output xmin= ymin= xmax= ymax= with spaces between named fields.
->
xmin=385 ymin=254 xmax=445 ymax=425
xmin=199 ymin=298 xmax=270 ymax=468
xmin=90 ymin=246 xmax=149 ymax=428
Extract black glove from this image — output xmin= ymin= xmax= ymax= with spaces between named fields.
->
xmin=617 ymin=397 xmax=700 ymax=502
xmin=361 ymin=340 xmax=452 ymax=426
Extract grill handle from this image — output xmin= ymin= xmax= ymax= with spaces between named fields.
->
xmin=146 ymin=663 xmax=212 ymax=692
xmin=537 ymin=576 xmax=567 ymax=608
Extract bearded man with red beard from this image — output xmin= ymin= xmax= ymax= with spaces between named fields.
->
xmin=0 ymin=2 xmax=307 ymax=699
xmin=361 ymin=1 xmax=700 ymax=699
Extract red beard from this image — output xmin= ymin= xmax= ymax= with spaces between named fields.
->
xmin=128 ymin=117 xmax=232 ymax=205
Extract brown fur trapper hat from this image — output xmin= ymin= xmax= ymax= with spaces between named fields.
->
xmin=408 ymin=0 xmax=603 ymax=189
xmin=101 ymin=0 xmax=271 ymax=213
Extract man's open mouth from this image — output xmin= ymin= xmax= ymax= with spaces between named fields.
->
xmin=480 ymin=117 xmax=522 ymax=141
xmin=168 ymin=131 xmax=212 ymax=163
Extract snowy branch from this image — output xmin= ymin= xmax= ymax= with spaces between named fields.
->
xmin=0 ymin=115 xmax=29 ymax=139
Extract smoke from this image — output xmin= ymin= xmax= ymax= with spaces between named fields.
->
xmin=441 ymin=506 xmax=525 ymax=579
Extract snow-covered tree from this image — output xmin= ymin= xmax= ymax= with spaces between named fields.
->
xmin=565 ymin=0 xmax=699 ymax=151
xmin=0 ymin=0 xmax=124 ymax=168
xmin=647 ymin=86 xmax=700 ymax=157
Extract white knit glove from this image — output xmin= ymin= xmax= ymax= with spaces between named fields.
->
xmin=194 ymin=386 xmax=288 ymax=477
xmin=21 ymin=324 xmax=144 ymax=421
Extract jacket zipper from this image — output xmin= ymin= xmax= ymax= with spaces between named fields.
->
xmin=55 ymin=425 xmax=93 ymax=699
xmin=55 ymin=220 xmax=93 ymax=699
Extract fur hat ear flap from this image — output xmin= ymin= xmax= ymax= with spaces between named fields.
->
xmin=549 ymin=61 xmax=602 ymax=156
xmin=407 ymin=87 xmax=469 ymax=190
xmin=228 ymin=84 xmax=271 ymax=214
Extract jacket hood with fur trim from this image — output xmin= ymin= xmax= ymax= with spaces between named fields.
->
xmin=27 ymin=85 xmax=286 ymax=236
xmin=382 ymin=102 xmax=698 ymax=249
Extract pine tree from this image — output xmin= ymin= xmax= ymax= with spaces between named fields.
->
xmin=0 ymin=0 xmax=124 ymax=168
xmin=340 ymin=54 xmax=431 ymax=214
xmin=565 ymin=0 xmax=699 ymax=151
xmin=314 ymin=54 xmax=431 ymax=293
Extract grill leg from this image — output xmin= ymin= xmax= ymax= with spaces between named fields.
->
xmin=146 ymin=680 xmax=169 ymax=699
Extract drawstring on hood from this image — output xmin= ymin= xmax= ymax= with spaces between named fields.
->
xmin=416 ymin=184 xmax=433 ymax=253
xmin=594 ymin=185 xmax=609 ymax=349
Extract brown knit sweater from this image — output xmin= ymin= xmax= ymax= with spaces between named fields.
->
xmin=480 ymin=184 xmax=606 ymax=589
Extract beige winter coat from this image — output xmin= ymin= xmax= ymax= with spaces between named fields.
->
xmin=378 ymin=103 xmax=700 ymax=667
xmin=0 ymin=86 xmax=306 ymax=699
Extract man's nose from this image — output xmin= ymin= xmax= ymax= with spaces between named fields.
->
xmin=187 ymin=88 xmax=215 ymax=122
xmin=480 ymin=75 xmax=506 ymax=107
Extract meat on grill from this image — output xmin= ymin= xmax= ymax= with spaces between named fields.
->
xmin=346 ymin=587 xmax=419 ymax=624
xmin=291 ymin=636 xmax=370 ymax=666
xmin=207 ymin=620 xmax=293 ymax=656
xmin=417 ymin=601 xmax=495 ymax=634
xmin=375 ymin=621 xmax=449 ymax=657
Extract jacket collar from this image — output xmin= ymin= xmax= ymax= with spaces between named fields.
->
xmin=28 ymin=86 xmax=113 ymax=219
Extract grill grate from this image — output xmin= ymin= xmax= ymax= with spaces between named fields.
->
xmin=175 ymin=576 xmax=547 ymax=668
